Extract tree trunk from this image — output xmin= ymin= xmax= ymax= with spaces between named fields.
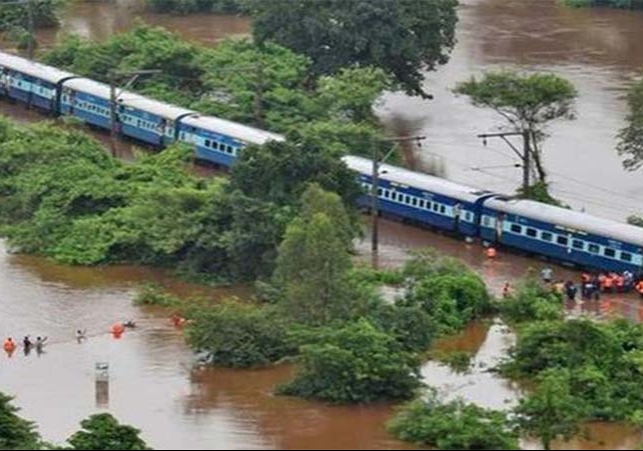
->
xmin=530 ymin=130 xmax=547 ymax=182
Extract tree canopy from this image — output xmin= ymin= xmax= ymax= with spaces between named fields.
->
xmin=0 ymin=392 xmax=41 ymax=450
xmin=67 ymin=413 xmax=151 ymax=450
xmin=248 ymin=0 xmax=458 ymax=98
xmin=455 ymin=71 xmax=578 ymax=184
xmin=617 ymin=78 xmax=643 ymax=171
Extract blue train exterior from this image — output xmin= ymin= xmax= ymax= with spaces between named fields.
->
xmin=1 ymin=50 xmax=642 ymax=274
xmin=342 ymin=156 xmax=496 ymax=238
xmin=0 ymin=52 xmax=76 ymax=112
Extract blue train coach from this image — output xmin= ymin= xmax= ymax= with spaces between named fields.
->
xmin=178 ymin=115 xmax=285 ymax=166
xmin=342 ymin=155 xmax=496 ymax=237
xmin=0 ymin=51 xmax=76 ymax=112
xmin=481 ymin=197 xmax=643 ymax=274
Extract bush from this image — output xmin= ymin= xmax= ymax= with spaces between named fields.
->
xmin=502 ymin=318 xmax=643 ymax=422
xmin=133 ymin=284 xmax=182 ymax=307
xmin=388 ymin=391 xmax=519 ymax=450
xmin=499 ymin=276 xmax=563 ymax=323
xmin=366 ymin=301 xmax=435 ymax=353
xmin=185 ymin=300 xmax=297 ymax=368
xmin=278 ymin=320 xmax=422 ymax=403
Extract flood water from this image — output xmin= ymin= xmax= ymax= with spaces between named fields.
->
xmin=380 ymin=0 xmax=643 ymax=221
xmin=2 ymin=0 xmax=643 ymax=448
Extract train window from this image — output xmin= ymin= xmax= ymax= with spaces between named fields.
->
xmin=411 ymin=197 xmax=417 ymax=207
xmin=440 ymin=205 xmax=446 ymax=214
xmin=604 ymin=248 xmax=616 ymax=258
xmin=541 ymin=232 xmax=553 ymax=242
xmin=377 ymin=188 xmax=383 ymax=196
xmin=526 ymin=228 xmax=537 ymax=238
xmin=588 ymin=244 xmax=600 ymax=254
xmin=572 ymin=239 xmax=584 ymax=250
xmin=205 ymin=139 xmax=211 ymax=148
xmin=418 ymin=199 xmax=425 ymax=209
xmin=621 ymin=252 xmax=632 ymax=262
xmin=557 ymin=236 xmax=568 ymax=246
xmin=510 ymin=224 xmax=522 ymax=234
xmin=432 ymin=203 xmax=439 ymax=212
xmin=482 ymin=216 xmax=490 ymax=227
xmin=227 ymin=145 xmax=234 ymax=154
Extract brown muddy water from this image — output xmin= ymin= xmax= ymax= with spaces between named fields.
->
xmin=1 ymin=0 xmax=643 ymax=448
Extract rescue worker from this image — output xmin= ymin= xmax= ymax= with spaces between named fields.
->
xmin=637 ymin=279 xmax=643 ymax=299
xmin=486 ymin=247 xmax=497 ymax=259
xmin=502 ymin=282 xmax=511 ymax=298
xmin=3 ymin=337 xmax=16 ymax=353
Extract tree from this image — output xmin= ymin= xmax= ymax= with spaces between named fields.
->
xmin=455 ymin=71 xmax=578 ymax=184
xmin=273 ymin=185 xmax=358 ymax=324
xmin=278 ymin=319 xmax=422 ymax=403
xmin=185 ymin=300 xmax=296 ymax=368
xmin=249 ymin=0 xmax=458 ymax=97
xmin=388 ymin=390 xmax=519 ymax=450
xmin=67 ymin=413 xmax=150 ymax=450
xmin=0 ymin=0 xmax=61 ymax=31
xmin=514 ymin=369 xmax=587 ymax=450
xmin=618 ymin=78 xmax=643 ymax=171
xmin=0 ymin=392 xmax=41 ymax=450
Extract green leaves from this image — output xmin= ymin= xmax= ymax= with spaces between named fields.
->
xmin=388 ymin=391 xmax=520 ymax=450
xmin=0 ymin=392 xmax=41 ymax=450
xmin=618 ymin=78 xmax=643 ymax=171
xmin=249 ymin=0 xmax=458 ymax=97
xmin=67 ymin=413 xmax=150 ymax=450
xmin=278 ymin=319 xmax=422 ymax=403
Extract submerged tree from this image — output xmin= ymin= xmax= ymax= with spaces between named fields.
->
xmin=514 ymin=369 xmax=586 ymax=450
xmin=67 ymin=413 xmax=150 ymax=450
xmin=455 ymin=71 xmax=577 ymax=184
xmin=617 ymin=78 xmax=643 ymax=171
xmin=0 ymin=392 xmax=41 ymax=450
xmin=249 ymin=0 xmax=458 ymax=97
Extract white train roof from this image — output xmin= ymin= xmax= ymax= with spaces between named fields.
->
xmin=118 ymin=92 xmax=195 ymax=120
xmin=62 ymin=78 xmax=195 ymax=120
xmin=62 ymin=77 xmax=111 ymax=98
xmin=0 ymin=50 xmax=76 ymax=84
xmin=342 ymin=155 xmax=494 ymax=204
xmin=181 ymin=115 xmax=285 ymax=145
xmin=486 ymin=197 xmax=643 ymax=247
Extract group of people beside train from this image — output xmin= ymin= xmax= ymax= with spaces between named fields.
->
xmin=544 ymin=268 xmax=643 ymax=301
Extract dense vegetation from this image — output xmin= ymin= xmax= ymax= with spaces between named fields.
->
xmin=248 ymin=0 xmax=458 ymax=98
xmin=0 ymin=0 xmax=62 ymax=31
xmin=564 ymin=0 xmax=643 ymax=9
xmin=0 ymin=392 xmax=150 ymax=450
xmin=502 ymin=318 xmax=643 ymax=423
xmin=42 ymin=26 xmax=392 ymax=159
xmin=498 ymin=275 xmax=563 ymax=324
xmin=145 ymin=0 xmax=247 ymax=14
xmin=618 ymin=78 xmax=643 ymax=171
xmin=388 ymin=391 xmax=519 ymax=450
xmin=0 ymin=118 xmax=359 ymax=282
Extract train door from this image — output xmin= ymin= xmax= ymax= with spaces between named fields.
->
xmin=453 ymin=203 xmax=461 ymax=232
xmin=495 ymin=213 xmax=505 ymax=242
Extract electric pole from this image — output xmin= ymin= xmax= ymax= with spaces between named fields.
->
xmin=107 ymin=69 xmax=161 ymax=158
xmin=371 ymin=135 xmax=426 ymax=264
xmin=477 ymin=131 xmax=532 ymax=197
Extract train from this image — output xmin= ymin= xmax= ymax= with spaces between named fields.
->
xmin=1 ymin=50 xmax=642 ymax=274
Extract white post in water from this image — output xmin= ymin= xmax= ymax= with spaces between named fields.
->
xmin=95 ymin=362 xmax=109 ymax=407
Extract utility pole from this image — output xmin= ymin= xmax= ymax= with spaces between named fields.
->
xmin=477 ymin=131 xmax=531 ymax=197
xmin=253 ymin=59 xmax=264 ymax=128
xmin=26 ymin=0 xmax=34 ymax=59
xmin=108 ymin=69 xmax=161 ymax=158
xmin=371 ymin=135 xmax=426 ymax=263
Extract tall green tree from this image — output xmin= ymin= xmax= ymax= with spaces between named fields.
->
xmin=0 ymin=392 xmax=41 ymax=450
xmin=273 ymin=184 xmax=357 ymax=325
xmin=455 ymin=71 xmax=578 ymax=184
xmin=249 ymin=0 xmax=458 ymax=98
xmin=67 ymin=413 xmax=150 ymax=450
xmin=514 ymin=369 xmax=587 ymax=450
xmin=618 ymin=79 xmax=643 ymax=171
